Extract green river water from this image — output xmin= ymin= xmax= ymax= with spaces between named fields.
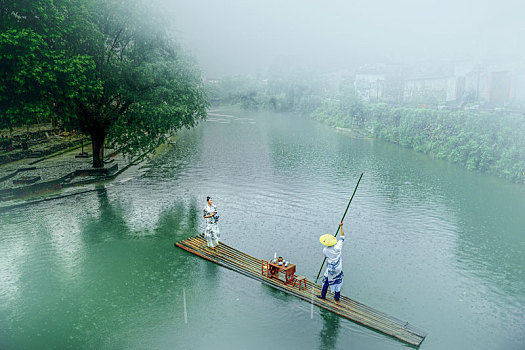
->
xmin=1 ymin=111 xmax=524 ymax=349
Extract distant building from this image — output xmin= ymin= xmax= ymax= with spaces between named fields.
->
xmin=354 ymin=72 xmax=385 ymax=102
xmin=352 ymin=60 xmax=525 ymax=108
xmin=354 ymin=64 xmax=403 ymax=103
xmin=460 ymin=61 xmax=525 ymax=106
xmin=401 ymin=62 xmax=455 ymax=104
xmin=403 ymin=75 xmax=457 ymax=104
xmin=513 ymin=69 xmax=525 ymax=105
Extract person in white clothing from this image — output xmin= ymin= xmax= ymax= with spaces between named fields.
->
xmin=203 ymin=196 xmax=220 ymax=248
xmin=318 ymin=222 xmax=345 ymax=301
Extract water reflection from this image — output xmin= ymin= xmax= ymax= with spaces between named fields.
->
xmin=260 ymin=282 xmax=292 ymax=303
xmin=318 ymin=308 xmax=341 ymax=350
xmin=154 ymin=196 xmax=200 ymax=239
xmin=0 ymin=236 xmax=23 ymax=302
xmin=155 ymin=201 xmax=186 ymax=235
xmin=80 ymin=187 xmax=128 ymax=242
xmin=187 ymin=198 xmax=199 ymax=233
xmin=204 ymin=256 xmax=219 ymax=281
xmin=46 ymin=200 xmax=84 ymax=272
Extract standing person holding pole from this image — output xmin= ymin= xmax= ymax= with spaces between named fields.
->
xmin=315 ymin=173 xmax=363 ymax=284
xmin=318 ymin=222 xmax=345 ymax=301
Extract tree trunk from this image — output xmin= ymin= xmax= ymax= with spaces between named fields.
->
xmin=91 ymin=129 xmax=106 ymax=168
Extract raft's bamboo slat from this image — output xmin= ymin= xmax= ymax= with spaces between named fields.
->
xmin=175 ymin=236 xmax=427 ymax=347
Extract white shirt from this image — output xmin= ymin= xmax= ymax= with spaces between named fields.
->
xmin=323 ymin=237 xmax=344 ymax=275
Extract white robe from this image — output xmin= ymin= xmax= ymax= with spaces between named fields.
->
xmin=203 ymin=204 xmax=220 ymax=247
xmin=322 ymin=237 xmax=344 ymax=293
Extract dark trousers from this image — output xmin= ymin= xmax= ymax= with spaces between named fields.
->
xmin=320 ymin=279 xmax=329 ymax=298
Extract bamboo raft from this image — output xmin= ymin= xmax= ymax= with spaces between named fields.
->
xmin=175 ymin=235 xmax=427 ymax=347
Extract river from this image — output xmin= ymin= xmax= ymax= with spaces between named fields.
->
xmin=1 ymin=110 xmax=524 ymax=349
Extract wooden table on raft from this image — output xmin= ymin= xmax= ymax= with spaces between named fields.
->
xmin=268 ymin=261 xmax=296 ymax=284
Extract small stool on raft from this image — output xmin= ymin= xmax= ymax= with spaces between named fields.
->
xmin=293 ymin=275 xmax=307 ymax=290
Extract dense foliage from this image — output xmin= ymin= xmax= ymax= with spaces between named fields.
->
xmin=1 ymin=0 xmax=208 ymax=167
xmin=312 ymin=98 xmax=525 ymax=183
xmin=0 ymin=0 xmax=100 ymax=131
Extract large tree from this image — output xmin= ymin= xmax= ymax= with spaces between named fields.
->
xmin=1 ymin=0 xmax=208 ymax=167
xmin=67 ymin=0 xmax=208 ymax=167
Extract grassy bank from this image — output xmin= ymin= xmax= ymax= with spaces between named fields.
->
xmin=311 ymin=101 xmax=525 ymax=183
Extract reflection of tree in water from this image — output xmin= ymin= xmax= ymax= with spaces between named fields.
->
xmin=155 ymin=197 xmax=200 ymax=238
xmin=318 ymin=308 xmax=341 ymax=350
xmin=82 ymin=189 xmax=200 ymax=242
xmin=187 ymin=198 xmax=199 ymax=234
xmin=155 ymin=202 xmax=186 ymax=236
xmin=76 ymin=190 xmax=207 ymax=337
xmin=81 ymin=187 xmax=129 ymax=242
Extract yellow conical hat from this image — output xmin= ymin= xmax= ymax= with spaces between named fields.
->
xmin=319 ymin=234 xmax=337 ymax=246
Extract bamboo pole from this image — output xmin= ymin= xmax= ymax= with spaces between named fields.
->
xmin=315 ymin=172 xmax=363 ymax=283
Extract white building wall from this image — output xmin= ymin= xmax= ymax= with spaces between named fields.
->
xmin=354 ymin=74 xmax=386 ymax=102
xmin=403 ymin=76 xmax=455 ymax=103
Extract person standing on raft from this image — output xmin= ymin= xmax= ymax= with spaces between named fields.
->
xmin=318 ymin=222 xmax=345 ymax=301
xmin=203 ymin=196 xmax=220 ymax=248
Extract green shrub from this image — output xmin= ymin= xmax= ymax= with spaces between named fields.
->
xmin=311 ymin=100 xmax=525 ymax=183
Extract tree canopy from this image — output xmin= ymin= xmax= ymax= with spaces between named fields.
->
xmin=0 ymin=0 xmax=208 ymax=167
xmin=0 ymin=0 xmax=100 ymax=131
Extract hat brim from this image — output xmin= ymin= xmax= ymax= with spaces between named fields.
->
xmin=319 ymin=234 xmax=337 ymax=246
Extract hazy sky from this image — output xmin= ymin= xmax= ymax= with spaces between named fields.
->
xmin=157 ymin=0 xmax=524 ymax=77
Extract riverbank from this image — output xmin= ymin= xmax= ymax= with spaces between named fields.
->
xmin=0 ymin=134 xmax=177 ymax=210
xmin=309 ymin=102 xmax=525 ymax=184
xmin=0 ymin=141 xmax=121 ymax=202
